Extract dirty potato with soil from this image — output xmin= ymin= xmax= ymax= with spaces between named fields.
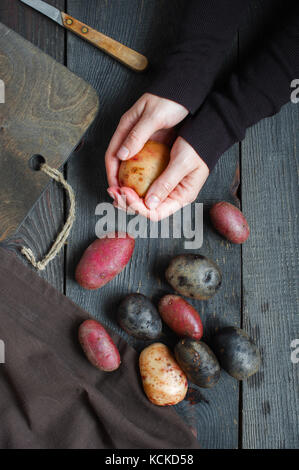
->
xmin=212 ymin=327 xmax=261 ymax=380
xmin=175 ymin=339 xmax=221 ymax=388
xmin=117 ymin=293 xmax=162 ymax=340
xmin=139 ymin=343 xmax=188 ymax=406
xmin=166 ymin=254 xmax=222 ymax=300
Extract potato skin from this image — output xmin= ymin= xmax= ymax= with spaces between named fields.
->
xmin=79 ymin=319 xmax=120 ymax=372
xmin=175 ymin=339 xmax=221 ymax=388
xmin=211 ymin=327 xmax=261 ymax=380
xmin=117 ymin=293 xmax=162 ymax=340
xmin=210 ymin=201 xmax=250 ymax=244
xmin=158 ymin=295 xmax=203 ymax=340
xmin=139 ymin=343 xmax=188 ymax=406
xmin=75 ymin=232 xmax=135 ymax=290
xmin=119 ymin=140 xmax=170 ymax=197
xmin=166 ymin=254 xmax=222 ymax=300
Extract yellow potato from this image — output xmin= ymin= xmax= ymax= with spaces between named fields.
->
xmin=119 ymin=140 xmax=170 ymax=197
xmin=139 ymin=343 xmax=188 ymax=406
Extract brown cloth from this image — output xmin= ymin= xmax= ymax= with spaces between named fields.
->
xmin=0 ymin=247 xmax=199 ymax=449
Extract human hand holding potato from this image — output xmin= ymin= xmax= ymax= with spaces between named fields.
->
xmin=105 ymin=93 xmax=209 ymax=221
xmin=118 ymin=140 xmax=170 ymax=198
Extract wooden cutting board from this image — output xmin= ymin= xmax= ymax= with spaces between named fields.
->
xmin=0 ymin=22 xmax=99 ymax=241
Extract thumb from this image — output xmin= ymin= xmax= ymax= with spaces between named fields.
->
xmin=144 ymin=163 xmax=184 ymax=210
xmin=117 ymin=114 xmax=158 ymax=161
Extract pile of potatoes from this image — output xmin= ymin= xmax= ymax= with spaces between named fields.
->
xmin=75 ymin=228 xmax=260 ymax=407
xmin=117 ymin=291 xmax=260 ymax=406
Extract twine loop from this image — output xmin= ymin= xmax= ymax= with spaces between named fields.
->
xmin=21 ymin=163 xmax=76 ymax=271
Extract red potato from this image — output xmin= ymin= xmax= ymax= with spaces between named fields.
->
xmin=210 ymin=201 xmax=250 ymax=244
xmin=79 ymin=319 xmax=120 ymax=372
xmin=158 ymin=295 xmax=203 ymax=340
xmin=75 ymin=232 xmax=135 ymax=290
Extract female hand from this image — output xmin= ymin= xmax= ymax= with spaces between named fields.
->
xmin=105 ymin=93 xmax=209 ymax=220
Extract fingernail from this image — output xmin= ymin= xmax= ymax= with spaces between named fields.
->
xmin=117 ymin=146 xmax=129 ymax=160
xmin=146 ymin=195 xmax=160 ymax=210
xmin=107 ymin=189 xmax=115 ymax=200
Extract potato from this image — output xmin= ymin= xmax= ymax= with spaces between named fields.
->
xmin=139 ymin=343 xmax=188 ymax=406
xmin=158 ymin=295 xmax=203 ymax=340
xmin=210 ymin=201 xmax=250 ymax=244
xmin=117 ymin=293 xmax=162 ymax=340
xmin=75 ymin=232 xmax=135 ymax=290
xmin=78 ymin=319 xmax=121 ymax=372
xmin=175 ymin=339 xmax=220 ymax=388
xmin=119 ymin=140 xmax=170 ymax=197
xmin=165 ymin=254 xmax=222 ymax=300
xmin=211 ymin=327 xmax=261 ymax=380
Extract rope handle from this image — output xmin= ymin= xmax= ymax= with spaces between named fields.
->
xmin=21 ymin=163 xmax=76 ymax=271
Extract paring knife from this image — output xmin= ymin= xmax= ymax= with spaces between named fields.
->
xmin=19 ymin=0 xmax=148 ymax=72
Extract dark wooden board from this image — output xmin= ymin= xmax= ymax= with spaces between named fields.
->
xmin=239 ymin=1 xmax=299 ymax=448
xmin=0 ymin=0 xmax=67 ymax=289
xmin=0 ymin=21 xmax=99 ymax=241
xmin=65 ymin=0 xmax=241 ymax=449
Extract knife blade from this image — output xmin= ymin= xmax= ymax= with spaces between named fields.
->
xmin=19 ymin=0 xmax=148 ymax=72
xmin=20 ymin=0 xmax=63 ymax=26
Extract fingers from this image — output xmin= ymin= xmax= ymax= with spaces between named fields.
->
xmin=105 ymin=95 xmax=189 ymax=196
xmin=105 ymin=97 xmax=158 ymax=190
xmin=105 ymin=106 xmax=144 ymax=188
xmin=105 ymin=155 xmax=121 ymax=188
xmin=168 ymin=167 xmax=206 ymax=204
xmin=117 ymin=163 xmax=207 ymax=221
xmin=144 ymin=137 xmax=199 ymax=210
xmin=144 ymin=165 xmax=186 ymax=210
xmin=105 ymin=98 xmax=146 ymax=185
xmin=115 ymin=94 xmax=188 ymax=161
xmin=116 ymin=185 xmax=185 ymax=222
xmin=109 ymin=135 xmax=209 ymax=221
xmin=118 ymin=187 xmax=183 ymax=221
xmin=117 ymin=113 xmax=160 ymax=161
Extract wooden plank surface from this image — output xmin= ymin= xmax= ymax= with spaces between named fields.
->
xmin=0 ymin=0 xmax=66 ymax=290
xmin=0 ymin=0 xmax=297 ymax=449
xmin=240 ymin=0 xmax=299 ymax=448
xmin=65 ymin=0 xmax=241 ymax=449
xmin=241 ymin=102 xmax=299 ymax=450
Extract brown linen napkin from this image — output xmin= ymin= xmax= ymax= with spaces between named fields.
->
xmin=0 ymin=247 xmax=199 ymax=449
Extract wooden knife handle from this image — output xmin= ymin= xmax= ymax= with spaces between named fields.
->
xmin=61 ymin=12 xmax=148 ymax=72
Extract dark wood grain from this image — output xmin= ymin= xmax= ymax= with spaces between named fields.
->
xmin=65 ymin=0 xmax=241 ymax=449
xmin=241 ymin=104 xmax=299 ymax=450
xmin=0 ymin=0 xmax=67 ymax=289
xmin=0 ymin=22 xmax=99 ymax=241
xmin=240 ymin=0 xmax=299 ymax=448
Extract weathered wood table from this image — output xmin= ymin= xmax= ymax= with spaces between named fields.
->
xmin=1 ymin=0 xmax=298 ymax=449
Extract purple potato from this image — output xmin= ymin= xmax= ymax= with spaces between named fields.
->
xmin=212 ymin=327 xmax=261 ymax=380
xmin=175 ymin=339 xmax=221 ymax=388
xmin=117 ymin=293 xmax=162 ymax=340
